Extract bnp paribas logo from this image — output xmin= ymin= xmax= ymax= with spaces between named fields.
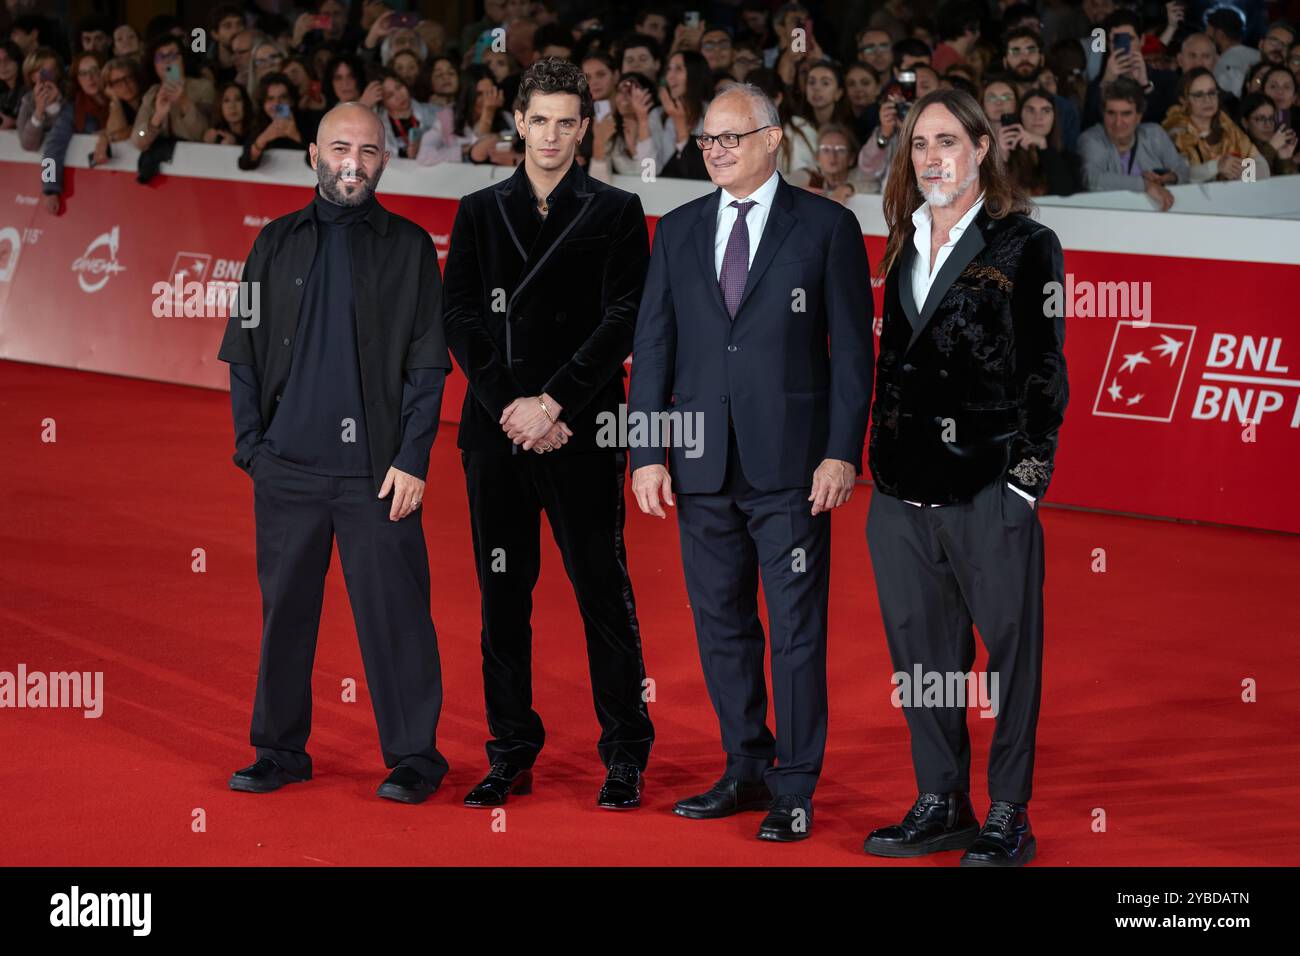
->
xmin=71 ymin=225 xmax=127 ymax=293
xmin=1092 ymin=322 xmax=1196 ymax=423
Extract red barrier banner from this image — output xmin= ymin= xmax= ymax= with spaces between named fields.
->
xmin=0 ymin=161 xmax=1296 ymax=533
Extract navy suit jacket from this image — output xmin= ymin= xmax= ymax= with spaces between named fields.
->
xmin=627 ymin=174 xmax=874 ymax=494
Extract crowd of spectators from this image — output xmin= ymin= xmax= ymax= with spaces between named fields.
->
xmin=3 ymin=0 xmax=1296 ymax=214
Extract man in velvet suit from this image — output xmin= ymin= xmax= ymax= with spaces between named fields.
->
xmin=862 ymin=89 xmax=1068 ymax=867
xmin=628 ymin=84 xmax=874 ymax=842
xmin=442 ymin=58 xmax=655 ymax=810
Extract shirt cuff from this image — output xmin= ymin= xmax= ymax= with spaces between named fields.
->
xmin=1007 ymin=482 xmax=1036 ymax=505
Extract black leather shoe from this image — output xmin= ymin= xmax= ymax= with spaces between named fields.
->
xmin=673 ymin=775 xmax=771 ymax=819
xmin=597 ymin=762 xmax=642 ymax=810
xmin=757 ymin=794 xmax=813 ymax=842
xmin=228 ymin=757 xmax=310 ymax=793
xmin=376 ymin=765 xmax=436 ymax=804
xmin=959 ymin=801 xmax=1036 ymax=867
xmin=463 ymin=761 xmax=533 ymax=808
xmin=864 ymin=792 xmax=980 ymax=857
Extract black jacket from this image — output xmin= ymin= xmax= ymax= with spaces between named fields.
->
xmin=441 ymin=160 xmax=650 ymax=453
xmin=627 ymin=174 xmax=874 ymax=493
xmin=868 ymin=208 xmax=1068 ymax=504
xmin=216 ymin=193 xmax=451 ymax=494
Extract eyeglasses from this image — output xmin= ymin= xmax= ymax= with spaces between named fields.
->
xmin=77 ymin=67 xmax=100 ymax=78
xmin=1187 ymin=89 xmax=1219 ymax=100
xmin=1250 ymin=113 xmax=1277 ymax=126
xmin=986 ymin=92 xmax=1014 ymax=103
xmin=701 ymin=40 xmax=731 ymax=51
xmin=696 ymin=125 xmax=772 ymax=149
xmin=859 ymin=43 xmax=890 ymax=54
xmin=107 ymin=74 xmax=133 ymax=87
xmin=255 ymin=54 xmax=284 ymax=68
xmin=1007 ymin=45 xmax=1039 ymax=56
xmin=154 ymin=50 xmax=179 ymax=63
xmin=818 ymin=144 xmax=850 ymax=154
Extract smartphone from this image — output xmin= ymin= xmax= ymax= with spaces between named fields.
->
xmin=38 ymin=67 xmax=54 ymax=83
xmin=897 ymin=69 xmax=917 ymax=100
xmin=496 ymin=133 xmax=514 ymax=150
xmin=684 ymin=11 xmax=701 ymax=29
xmin=1114 ymin=33 xmax=1132 ymax=54
xmin=393 ymin=12 xmax=420 ymax=28
xmin=593 ymin=99 xmax=612 ymax=122
xmin=1001 ymin=112 xmax=1017 ymax=126
xmin=274 ymin=102 xmax=292 ymax=120
xmin=1152 ymin=167 xmax=1169 ymax=176
xmin=895 ymin=100 xmax=911 ymax=121
xmin=164 ymin=62 xmax=181 ymax=84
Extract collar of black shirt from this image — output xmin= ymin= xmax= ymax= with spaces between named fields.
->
xmin=291 ymin=186 xmax=389 ymax=235
xmin=518 ymin=156 xmax=584 ymax=212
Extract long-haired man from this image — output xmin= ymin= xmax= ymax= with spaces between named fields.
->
xmin=863 ymin=88 xmax=1068 ymax=867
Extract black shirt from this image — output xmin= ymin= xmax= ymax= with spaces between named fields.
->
xmin=220 ymin=187 xmax=450 ymax=490
xmin=259 ymin=188 xmax=374 ymax=475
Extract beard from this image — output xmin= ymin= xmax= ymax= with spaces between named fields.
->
xmin=917 ymin=156 xmax=980 ymax=208
xmin=317 ymin=156 xmax=382 ymax=206
xmin=1010 ymin=60 xmax=1039 ymax=80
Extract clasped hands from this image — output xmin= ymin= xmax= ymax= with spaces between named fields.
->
xmin=501 ymin=394 xmax=572 ymax=453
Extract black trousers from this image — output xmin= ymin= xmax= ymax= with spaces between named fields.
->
xmin=461 ymin=448 xmax=654 ymax=770
xmin=247 ymin=449 xmax=448 ymax=786
xmin=866 ymin=479 xmax=1045 ymax=804
xmin=674 ymin=429 xmax=831 ymax=798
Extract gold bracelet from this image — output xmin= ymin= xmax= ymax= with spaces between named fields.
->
xmin=538 ymin=396 xmax=555 ymax=423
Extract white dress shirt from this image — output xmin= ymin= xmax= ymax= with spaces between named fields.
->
xmin=714 ymin=169 xmax=782 ymax=278
xmin=903 ymin=192 xmax=1036 ymax=509
xmin=910 ymin=191 xmax=984 ymax=314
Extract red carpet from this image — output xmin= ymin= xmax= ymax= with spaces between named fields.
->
xmin=1 ymin=359 xmax=1296 ymax=866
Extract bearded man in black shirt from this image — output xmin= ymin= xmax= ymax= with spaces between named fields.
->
xmin=218 ymin=102 xmax=453 ymax=805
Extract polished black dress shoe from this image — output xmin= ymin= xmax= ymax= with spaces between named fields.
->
xmin=463 ymin=760 xmax=533 ymax=808
xmin=864 ymin=791 xmax=980 ymax=857
xmin=757 ymin=794 xmax=813 ymax=842
xmin=597 ymin=762 xmax=642 ymax=810
xmin=376 ymin=765 xmax=436 ymax=804
xmin=959 ymin=801 xmax=1036 ymax=867
xmin=673 ymin=775 xmax=771 ymax=819
xmin=228 ymin=757 xmax=310 ymax=793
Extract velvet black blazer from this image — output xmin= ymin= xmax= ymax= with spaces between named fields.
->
xmin=441 ymin=160 xmax=650 ymax=453
xmin=867 ymin=207 xmax=1068 ymax=504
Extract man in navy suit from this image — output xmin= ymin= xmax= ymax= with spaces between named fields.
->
xmin=627 ymin=84 xmax=874 ymax=842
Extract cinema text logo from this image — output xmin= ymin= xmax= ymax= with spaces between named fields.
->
xmin=71 ymin=226 xmax=127 ymax=293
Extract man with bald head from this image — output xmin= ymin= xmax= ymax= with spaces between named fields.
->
xmin=219 ymin=102 xmax=453 ymax=805
xmin=628 ymin=85 xmax=874 ymax=842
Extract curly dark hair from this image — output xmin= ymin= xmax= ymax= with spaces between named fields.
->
xmin=514 ymin=55 xmax=593 ymax=122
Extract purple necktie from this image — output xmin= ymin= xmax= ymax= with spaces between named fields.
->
xmin=719 ymin=200 xmax=755 ymax=318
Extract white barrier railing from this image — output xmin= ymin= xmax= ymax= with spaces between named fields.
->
xmin=3 ymin=130 xmax=1298 ymax=265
